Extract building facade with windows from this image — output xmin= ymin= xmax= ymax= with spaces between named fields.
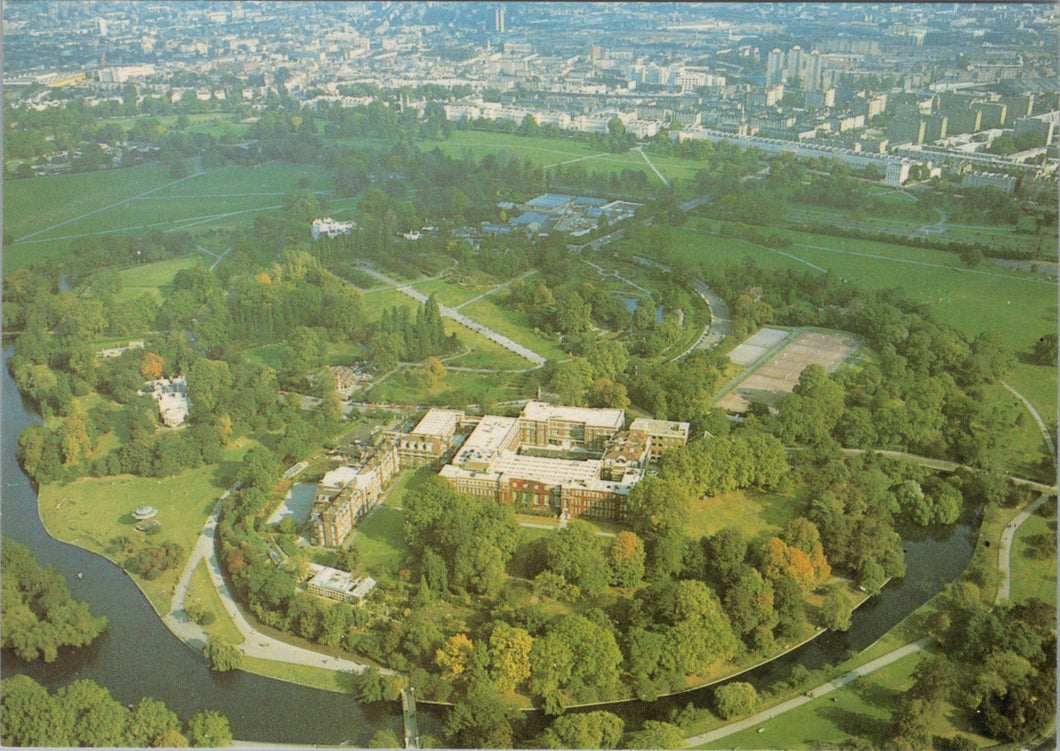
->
xmin=437 ymin=402 xmax=685 ymax=521
xmin=518 ymin=401 xmax=624 ymax=450
xmin=310 ymin=442 xmax=399 ymax=546
xmin=396 ymin=408 xmax=464 ymax=466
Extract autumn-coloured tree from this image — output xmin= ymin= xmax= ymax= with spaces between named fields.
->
xmin=424 ymin=356 xmax=447 ymax=382
xmin=140 ymin=352 xmax=165 ymax=379
xmin=609 ymin=530 xmax=646 ymax=587
xmin=436 ymin=633 xmax=475 ymax=680
xmin=489 ymin=623 xmax=533 ymax=693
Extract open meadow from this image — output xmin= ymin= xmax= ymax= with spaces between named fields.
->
xmin=37 ymin=437 xmax=256 ymax=612
xmin=2 ymin=161 xmax=347 ymax=274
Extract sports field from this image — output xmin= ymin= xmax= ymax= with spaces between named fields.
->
xmin=718 ymin=330 xmax=860 ymax=412
xmin=673 ymin=221 xmax=1057 ymax=418
xmin=725 ymin=327 xmax=791 ymax=367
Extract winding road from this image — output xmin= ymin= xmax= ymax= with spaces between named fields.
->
xmin=165 ymin=483 xmax=386 ymax=676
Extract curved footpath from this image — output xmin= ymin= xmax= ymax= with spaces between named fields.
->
xmin=1002 ymin=380 xmax=1057 ymax=460
xmin=164 ymin=483 xmax=386 ymax=676
xmin=994 ymin=491 xmax=1054 ymax=606
xmin=684 ymin=639 xmax=929 ymax=748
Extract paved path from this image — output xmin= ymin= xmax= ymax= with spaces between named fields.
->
xmin=581 ymin=257 xmax=651 ymax=294
xmin=401 ymin=687 xmax=421 ymax=749
xmin=634 ymin=146 xmax=671 ymax=188
xmin=210 ymin=246 xmax=233 ymax=273
xmin=685 ymin=640 xmax=929 ymax=747
xmin=1002 ymin=380 xmax=1056 ymax=460
xmin=164 ymin=483 xmax=385 ymax=675
xmin=455 ymin=270 xmax=538 ymax=310
xmin=355 ymin=266 xmax=547 ymax=367
xmin=676 ymin=280 xmax=731 ymax=359
xmin=995 ymin=492 xmax=1055 ymax=605
xmin=910 ymin=207 xmax=948 ymax=239
xmin=679 ymin=194 xmax=711 ymax=213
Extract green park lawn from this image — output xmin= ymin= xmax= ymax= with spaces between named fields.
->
xmin=37 ymin=437 xmax=256 ymax=613
xmin=240 ymin=656 xmax=355 ymax=694
xmin=98 ymin=113 xmax=250 ymax=141
xmin=993 ymin=385 xmax=1057 ymax=481
xmin=684 ymin=490 xmax=802 ymax=548
xmin=1006 ymin=362 xmax=1058 ymax=436
xmin=185 ymin=560 xmax=245 ymax=645
xmin=461 ymin=296 xmax=568 ymax=361
xmin=243 ymin=343 xmax=286 ymax=371
xmin=411 ymin=277 xmax=489 ymax=308
xmin=108 ymin=255 xmax=203 ymax=303
xmin=425 ymin=130 xmax=605 ymax=168
xmin=360 ymin=287 xmax=425 ymax=318
xmin=351 ymin=506 xmax=409 ymax=576
xmin=2 ymin=161 xmax=346 ymax=275
xmin=370 ymin=367 xmax=523 ymax=407
xmin=1010 ymin=499 xmax=1058 ymax=607
xmin=150 ymin=161 xmax=334 ymax=196
xmin=3 ymin=163 xmax=172 ymax=242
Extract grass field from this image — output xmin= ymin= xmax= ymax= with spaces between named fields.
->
xmin=243 ymin=343 xmax=286 ymax=371
xmin=983 ymin=383 xmax=1056 ymax=481
xmin=152 ymin=161 xmax=335 ymax=197
xmin=1006 ymin=362 xmax=1058 ymax=435
xmin=351 ymin=506 xmax=409 ymax=576
xmin=370 ymin=367 xmax=525 ymax=406
xmin=185 ymin=560 xmax=245 ymax=645
xmin=3 ymin=161 xmax=348 ymax=274
xmin=109 ymin=255 xmax=203 ymax=303
xmin=684 ymin=490 xmax=803 ymax=548
xmin=98 ymin=113 xmax=251 ymax=141
xmin=461 ymin=295 xmax=568 ymax=361
xmin=240 ymin=655 xmax=354 ymax=694
xmin=3 ymin=163 xmax=173 ymax=241
xmin=37 ymin=437 xmax=255 ymax=612
xmin=411 ymin=277 xmax=490 ymax=308
xmin=1010 ymin=498 xmax=1058 ymax=607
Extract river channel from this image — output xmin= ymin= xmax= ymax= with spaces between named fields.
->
xmin=0 ymin=346 xmax=979 ymax=744
xmin=0 ymin=348 xmax=398 ymax=746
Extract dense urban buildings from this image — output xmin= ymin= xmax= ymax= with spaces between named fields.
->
xmin=4 ymin=3 xmax=1057 ymax=192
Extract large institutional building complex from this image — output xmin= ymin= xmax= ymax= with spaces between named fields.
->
xmin=440 ymin=402 xmax=688 ymax=522
xmin=310 ymin=402 xmax=690 ymax=544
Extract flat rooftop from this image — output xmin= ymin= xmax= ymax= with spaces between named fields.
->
xmin=306 ymin=564 xmax=376 ymax=600
xmin=320 ymin=466 xmax=360 ymax=489
xmin=411 ymin=408 xmax=462 ymax=436
xmin=629 ymin=418 xmax=690 ymax=438
xmin=520 ymin=401 xmax=624 ymax=430
xmin=455 ymin=415 xmax=518 ymax=465
xmin=492 ymin=452 xmax=603 ymax=485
